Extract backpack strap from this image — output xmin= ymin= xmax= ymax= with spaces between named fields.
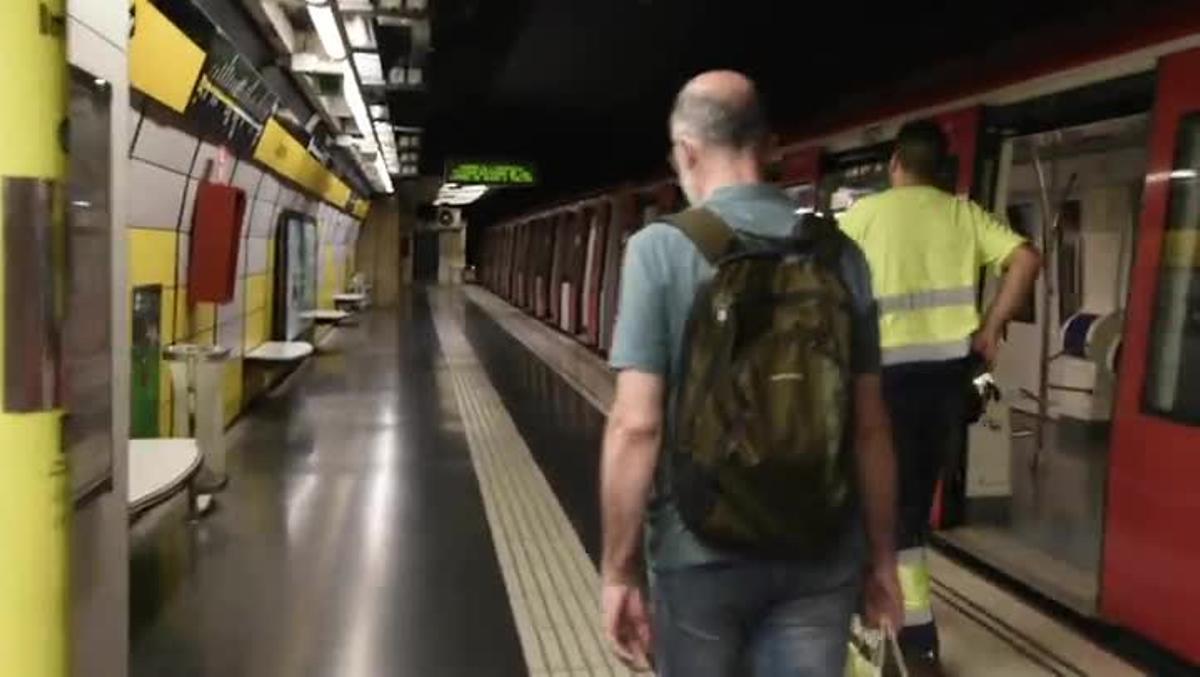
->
xmin=661 ymin=207 xmax=737 ymax=264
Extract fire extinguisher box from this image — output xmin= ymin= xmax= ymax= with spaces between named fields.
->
xmin=189 ymin=182 xmax=247 ymax=303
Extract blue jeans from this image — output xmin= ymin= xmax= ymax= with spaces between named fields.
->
xmin=651 ymin=561 xmax=859 ymax=676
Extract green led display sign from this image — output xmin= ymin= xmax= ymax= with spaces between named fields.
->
xmin=445 ymin=160 xmax=538 ymax=187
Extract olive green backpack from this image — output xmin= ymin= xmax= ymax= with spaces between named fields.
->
xmin=663 ymin=207 xmax=856 ymax=556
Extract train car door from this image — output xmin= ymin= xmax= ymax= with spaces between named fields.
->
xmin=534 ymin=217 xmax=552 ymax=319
xmin=600 ymin=191 xmax=634 ymax=353
xmin=583 ymin=201 xmax=610 ymax=346
xmin=1104 ymin=47 xmax=1200 ymax=665
xmin=524 ymin=219 xmax=539 ymax=311
xmin=517 ymin=221 xmax=531 ymax=309
xmin=549 ymin=213 xmax=566 ymax=325
xmin=562 ymin=212 xmax=586 ymax=334
xmin=506 ymin=225 xmax=517 ymax=300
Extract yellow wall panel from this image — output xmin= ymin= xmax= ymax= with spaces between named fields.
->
xmin=246 ymin=274 xmax=269 ymax=313
xmin=158 ymin=395 xmax=173 ymax=438
xmin=190 ymin=302 xmax=215 ymax=333
xmin=160 ymin=287 xmax=177 ymax=346
xmin=189 ymin=327 xmax=215 ymax=346
xmin=129 ymin=228 xmax=178 ymax=286
xmin=243 ymin=309 xmax=266 ymax=350
xmin=223 ymin=359 xmax=243 ymax=426
xmin=172 ymin=288 xmax=191 ymax=342
xmin=253 ymin=118 xmax=361 ymax=211
xmin=130 ymin=0 xmax=205 ymax=113
xmin=319 ymin=247 xmax=337 ymax=309
xmin=323 ymin=176 xmax=351 ymax=207
xmin=0 ymin=1 xmax=66 ymax=178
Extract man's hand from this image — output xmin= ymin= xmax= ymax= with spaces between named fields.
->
xmin=971 ymin=327 xmax=1001 ymax=367
xmin=863 ymin=560 xmax=905 ymax=631
xmin=601 ymin=581 xmax=653 ymax=671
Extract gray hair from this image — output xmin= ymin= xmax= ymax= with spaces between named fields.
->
xmin=670 ymin=90 xmax=767 ymax=150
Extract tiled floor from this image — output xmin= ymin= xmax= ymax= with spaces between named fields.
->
xmin=131 ymin=294 xmax=525 ymax=677
xmin=129 ymin=286 xmax=1147 ymax=676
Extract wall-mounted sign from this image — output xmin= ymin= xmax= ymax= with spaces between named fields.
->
xmin=445 ymin=159 xmax=538 ymax=187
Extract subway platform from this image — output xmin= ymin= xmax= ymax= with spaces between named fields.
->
xmin=129 ymin=287 xmax=1147 ymax=677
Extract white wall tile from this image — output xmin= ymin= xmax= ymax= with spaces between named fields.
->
xmin=190 ymin=142 xmax=222 ymax=179
xmin=248 ymin=199 xmax=272 ymax=239
xmin=217 ymin=274 xmax=246 ymax=325
xmin=257 ymin=173 xmax=281 ymax=204
xmin=246 ymin=237 xmax=269 ymax=275
xmin=217 ymin=315 xmax=244 ymax=356
xmin=238 ymin=241 xmax=249 ymax=277
xmin=131 ymin=114 xmax=197 ymax=175
xmin=238 ymin=195 xmax=254 ymax=241
xmin=69 ymin=0 xmax=129 ymax=51
xmin=127 ymin=158 xmax=186 ymax=229
xmin=231 ymin=161 xmax=263 ymax=197
xmin=126 ymin=105 xmax=142 ymax=156
xmin=179 ymin=178 xmax=200 ymax=233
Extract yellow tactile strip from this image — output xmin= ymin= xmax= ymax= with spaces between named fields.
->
xmin=463 ymin=285 xmax=1145 ymax=677
xmin=431 ymin=292 xmax=635 ymax=677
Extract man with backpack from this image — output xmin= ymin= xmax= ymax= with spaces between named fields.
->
xmin=600 ymin=70 xmax=904 ymax=676
xmin=838 ymin=119 xmax=1041 ymax=672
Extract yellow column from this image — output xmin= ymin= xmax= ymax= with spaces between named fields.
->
xmin=0 ymin=3 xmax=69 ymax=676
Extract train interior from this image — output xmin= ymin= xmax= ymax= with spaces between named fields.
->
xmin=946 ymin=111 xmax=1149 ymax=615
xmin=808 ymin=83 xmax=1157 ymax=615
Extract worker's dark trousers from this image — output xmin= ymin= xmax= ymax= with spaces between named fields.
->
xmin=881 ymin=358 xmax=970 ymax=662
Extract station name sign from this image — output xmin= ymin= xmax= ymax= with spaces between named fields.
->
xmin=445 ymin=159 xmax=538 ymax=187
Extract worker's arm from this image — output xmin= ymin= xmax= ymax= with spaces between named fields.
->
xmin=975 ymin=243 xmax=1042 ymax=364
xmin=600 ymin=370 xmax=665 ymax=584
xmin=853 ymin=373 xmax=904 ymax=629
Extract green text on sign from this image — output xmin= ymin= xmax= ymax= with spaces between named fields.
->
xmin=446 ymin=161 xmax=538 ymax=187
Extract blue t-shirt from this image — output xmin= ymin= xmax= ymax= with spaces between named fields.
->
xmin=609 ymin=183 xmax=879 ymax=576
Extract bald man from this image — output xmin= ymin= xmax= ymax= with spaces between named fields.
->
xmin=600 ymin=71 xmax=903 ymax=676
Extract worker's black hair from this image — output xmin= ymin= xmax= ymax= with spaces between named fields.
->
xmin=894 ymin=119 xmax=948 ymax=182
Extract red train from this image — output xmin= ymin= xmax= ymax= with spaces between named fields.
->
xmin=477 ymin=8 xmax=1200 ymax=665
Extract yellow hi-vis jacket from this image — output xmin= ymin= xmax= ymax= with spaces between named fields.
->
xmin=839 ymin=185 xmax=1026 ymax=366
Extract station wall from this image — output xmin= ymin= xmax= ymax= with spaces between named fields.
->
xmin=126 ymin=100 xmax=361 ymax=432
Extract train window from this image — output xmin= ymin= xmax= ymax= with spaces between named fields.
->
xmin=1058 ymin=200 xmax=1084 ymax=321
xmin=1144 ymin=113 xmax=1200 ymax=423
xmin=1005 ymin=203 xmax=1038 ymax=323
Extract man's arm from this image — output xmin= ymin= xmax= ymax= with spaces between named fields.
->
xmin=600 ymin=370 xmax=666 ymax=584
xmin=854 ymin=373 xmax=898 ymax=567
xmin=975 ymin=243 xmax=1042 ymax=364
xmin=853 ymin=373 xmax=904 ymax=629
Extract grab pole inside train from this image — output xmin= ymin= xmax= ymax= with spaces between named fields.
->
xmin=0 ymin=2 xmax=70 ymax=676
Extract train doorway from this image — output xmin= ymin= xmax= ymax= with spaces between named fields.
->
xmin=943 ymin=112 xmax=1150 ymax=616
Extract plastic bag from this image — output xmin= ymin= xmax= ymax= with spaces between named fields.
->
xmin=844 ymin=616 xmax=909 ymax=677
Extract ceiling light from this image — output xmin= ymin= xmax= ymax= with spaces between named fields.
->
xmin=343 ymin=15 xmax=375 ymax=50
xmin=374 ymin=152 xmax=394 ymax=193
xmin=434 ymin=184 xmax=488 ymax=206
xmin=306 ymin=2 xmax=346 ymax=61
xmin=342 ymin=61 xmax=372 ymax=136
xmin=353 ymin=51 xmax=384 ymax=86
xmin=1170 ymin=169 xmax=1198 ymax=180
